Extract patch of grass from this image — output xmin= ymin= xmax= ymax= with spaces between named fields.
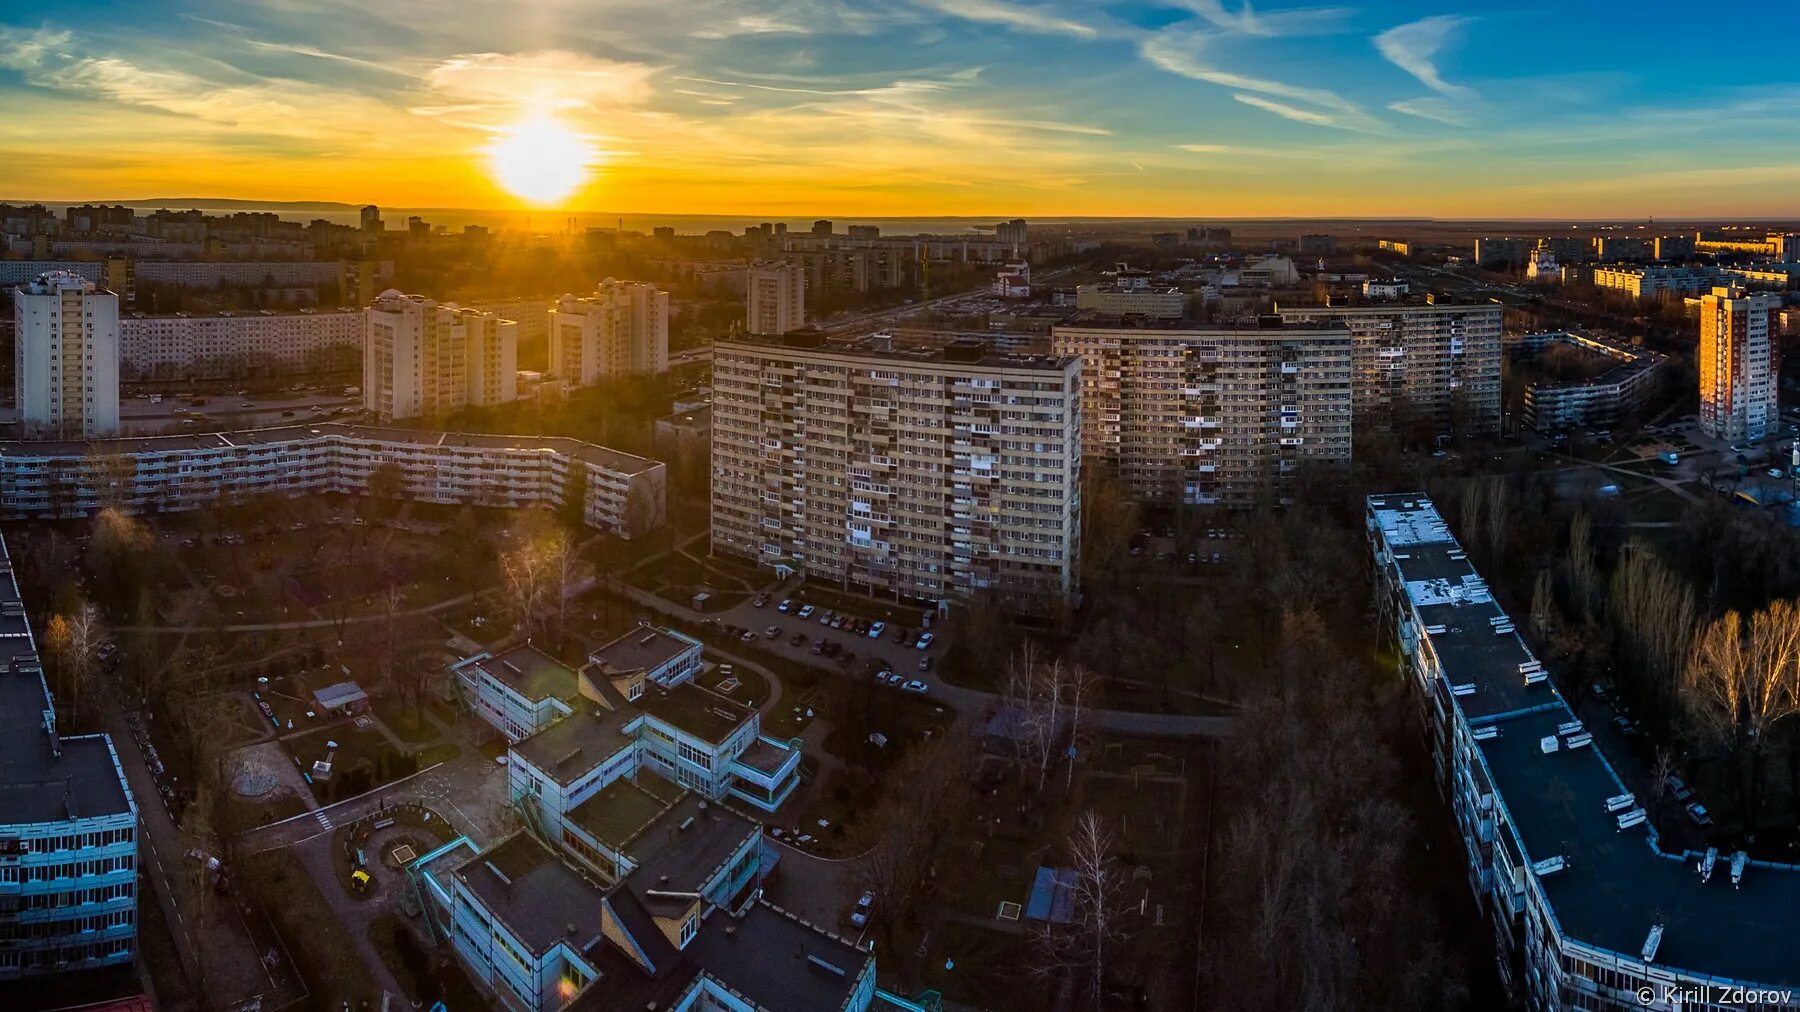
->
xmin=418 ymin=742 xmax=461 ymax=766
xmin=238 ymin=847 xmax=380 ymax=1008
xmin=284 ymin=723 xmax=412 ymax=803
xmin=220 ymin=790 xmax=309 ymax=836
xmin=374 ymin=700 xmax=438 ymax=744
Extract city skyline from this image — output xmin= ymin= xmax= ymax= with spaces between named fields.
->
xmin=8 ymin=2 xmax=1800 ymax=217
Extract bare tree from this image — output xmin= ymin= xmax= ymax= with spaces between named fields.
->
xmin=1682 ymin=603 xmax=1800 ymax=836
xmin=1031 ymin=811 xmax=1128 ymax=1011
xmin=1566 ymin=510 xmax=1598 ymax=623
xmin=1529 ymin=568 xmax=1558 ymax=643
xmin=1609 ymin=542 xmax=1697 ymax=712
xmin=44 ymin=600 xmax=105 ymax=724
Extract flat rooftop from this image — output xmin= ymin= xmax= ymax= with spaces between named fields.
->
xmin=684 ymin=901 xmax=874 ymax=1011
xmin=591 ymin=626 xmax=698 ymax=677
xmin=715 ymin=334 xmax=1077 ymax=373
xmin=474 ymin=645 xmax=579 ymax=703
xmin=453 ymin=832 xmax=609 ymax=956
xmin=637 ymin=683 xmax=754 ymax=747
xmin=0 ymin=423 xmax=662 ymax=475
xmin=622 ymin=794 xmax=759 ymax=897
xmin=1052 ymin=313 xmax=1351 ymax=334
xmin=510 ymin=707 xmax=638 ymax=787
xmin=566 ymin=775 xmax=683 ymax=851
xmin=0 ymin=539 xmax=132 ymax=827
xmin=1372 ymin=493 xmax=1800 ymax=988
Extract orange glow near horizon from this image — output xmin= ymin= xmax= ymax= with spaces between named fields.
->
xmin=485 ymin=116 xmax=596 ymax=206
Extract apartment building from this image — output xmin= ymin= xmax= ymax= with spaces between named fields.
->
xmin=465 ymin=299 xmax=552 ymax=354
xmin=1592 ymin=265 xmax=1725 ymax=298
xmin=13 ymin=272 xmax=120 ymax=439
xmin=1698 ymin=285 xmax=1780 ymax=443
xmin=0 ymin=262 xmax=103 ymax=287
xmin=1053 ymin=318 xmax=1352 ymax=508
xmin=546 ymin=281 xmax=669 ymax=387
xmin=712 ymin=333 xmax=1082 ymax=617
xmin=0 ymin=535 xmax=139 ymax=980
xmin=364 ymin=290 xmax=517 ymax=421
xmin=745 ymin=261 xmax=805 ymax=336
xmin=1073 ymin=284 xmax=1186 ymax=318
xmin=119 ymin=308 xmax=362 ymax=380
xmin=783 ymin=247 xmax=907 ymax=296
xmin=1277 ymin=296 xmax=1503 ymax=434
xmin=1368 ymin=494 xmax=1800 ymax=1011
xmin=0 ymin=423 xmax=666 ymax=536
xmin=1474 ymin=237 xmax=1532 ymax=268
xmin=1512 ymin=331 xmax=1666 ymax=432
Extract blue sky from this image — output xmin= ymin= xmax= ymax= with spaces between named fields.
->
xmin=4 ymin=0 xmax=1800 ymax=216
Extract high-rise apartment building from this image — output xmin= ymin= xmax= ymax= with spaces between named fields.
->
xmin=363 ymin=291 xmax=517 ymax=421
xmin=360 ymin=204 xmax=383 ymax=232
xmin=1052 ymin=319 xmax=1352 ymax=509
xmin=13 ymin=271 xmax=120 ymax=438
xmin=811 ymin=219 xmax=833 ymax=236
xmin=745 ymin=261 xmax=806 ymax=336
xmin=1698 ymin=285 xmax=1779 ymax=443
xmin=995 ymin=218 xmax=1029 ymax=246
xmin=711 ymin=333 xmax=1081 ymax=616
xmin=547 ymin=280 xmax=669 ymax=387
xmin=1276 ymin=297 xmax=1503 ymax=434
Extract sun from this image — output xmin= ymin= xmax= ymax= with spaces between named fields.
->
xmin=485 ymin=115 xmax=594 ymax=205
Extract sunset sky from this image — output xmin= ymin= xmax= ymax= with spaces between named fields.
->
xmin=6 ymin=1 xmax=1800 ymax=217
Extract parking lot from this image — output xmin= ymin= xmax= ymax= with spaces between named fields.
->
xmin=702 ymin=583 xmax=945 ymax=694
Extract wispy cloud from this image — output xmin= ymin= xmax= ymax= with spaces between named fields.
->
xmin=911 ymin=0 xmax=1098 ymax=40
xmin=1389 ymin=96 xmax=1469 ymax=126
xmin=1174 ymin=0 xmax=1353 ymax=38
xmin=1141 ymin=27 xmax=1381 ymax=131
xmin=1374 ymin=15 xmax=1473 ymax=96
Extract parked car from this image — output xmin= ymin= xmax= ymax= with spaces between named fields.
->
xmin=764 ymin=625 xmax=781 ymax=638
xmin=818 ymin=609 xmax=835 ymax=625
xmin=810 ymin=639 xmax=825 ymax=655
xmin=1666 ymin=775 xmax=1695 ymax=802
xmin=868 ymin=621 xmax=886 ymax=639
xmin=1613 ymin=716 xmax=1639 ymax=736
xmin=851 ymin=891 xmax=874 ymax=928
xmin=915 ymin=632 xmax=935 ymax=650
xmin=753 ymin=593 xmax=769 ymax=608
xmin=902 ymin=680 xmax=928 ymax=694
xmin=918 ymin=655 xmax=933 ymax=672
xmin=739 ymin=630 xmax=758 ymax=644
xmin=1686 ymin=802 xmax=1712 ymax=827
xmin=789 ymin=632 xmax=807 ymax=647
xmin=797 ymin=605 xmax=815 ymax=619
xmin=777 ymin=599 xmax=793 ymax=613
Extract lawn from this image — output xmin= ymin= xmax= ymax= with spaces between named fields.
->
xmin=283 ymin=722 xmax=412 ymax=803
xmin=374 ymin=699 xmax=441 ymax=744
xmin=238 ymin=847 xmax=381 ymax=1009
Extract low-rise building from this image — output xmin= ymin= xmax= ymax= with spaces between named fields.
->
xmin=1368 ymin=494 xmax=1800 ymax=1011
xmin=120 ymin=308 xmax=362 ymax=381
xmin=1511 ymin=331 xmax=1666 ymax=432
xmin=1592 ymin=265 xmax=1725 ymax=298
xmin=1073 ymin=284 xmax=1186 ymax=318
xmin=0 ymin=423 xmax=667 ymax=536
xmin=0 ymin=535 xmax=139 ymax=981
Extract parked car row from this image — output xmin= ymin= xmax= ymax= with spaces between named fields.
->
xmin=774 ymin=597 xmax=936 ymax=650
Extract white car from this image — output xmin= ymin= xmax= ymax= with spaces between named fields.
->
xmin=902 ymin=680 xmax=928 ymax=694
xmin=868 ymin=621 xmax=886 ymax=639
xmin=797 ymin=605 xmax=815 ymax=619
xmin=914 ymin=632 xmax=935 ymax=650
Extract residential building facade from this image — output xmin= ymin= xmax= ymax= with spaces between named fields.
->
xmin=1512 ymin=331 xmax=1666 ymax=432
xmin=13 ymin=272 xmax=120 ymax=439
xmin=1073 ymin=284 xmax=1186 ymax=318
xmin=1368 ymin=494 xmax=1800 ymax=1012
xmin=364 ymin=291 xmax=518 ymax=421
xmin=712 ymin=333 xmax=1081 ymax=616
xmin=1699 ymin=285 xmax=1780 ymax=443
xmin=0 ymin=423 xmax=666 ymax=536
xmin=1277 ymin=297 xmax=1503 ymax=434
xmin=1592 ymin=265 xmax=1725 ymax=298
xmin=745 ymin=262 xmax=805 ymax=336
xmin=0 ymin=535 xmax=139 ymax=980
xmin=120 ymin=308 xmax=363 ymax=380
xmin=547 ymin=281 xmax=670 ymax=387
xmin=1053 ymin=319 xmax=1353 ymax=508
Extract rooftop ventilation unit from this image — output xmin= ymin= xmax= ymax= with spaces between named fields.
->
xmin=1699 ymin=847 xmax=1719 ymax=883
xmin=1605 ymin=793 xmax=1636 ymax=813
xmin=1641 ymin=924 xmax=1664 ymax=963
xmin=1557 ymin=721 xmax=1585 ymax=737
xmin=1451 ymin=683 xmax=1476 ymax=697
xmin=1539 ymin=736 xmax=1560 ymax=754
xmin=1564 ymin=732 xmax=1593 ymax=749
xmin=1616 ymin=809 xmax=1646 ymax=830
xmin=1520 ymin=660 xmax=1546 ymax=686
xmin=1471 ymin=725 xmax=1499 ymax=741
xmin=1731 ymin=851 xmax=1749 ymax=889
xmin=1493 ymin=621 xmax=1515 ymax=635
xmin=1531 ymin=856 xmax=1566 ymax=876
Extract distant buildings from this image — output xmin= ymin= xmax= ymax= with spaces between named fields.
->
xmin=1511 ymin=331 xmax=1666 ymax=432
xmin=1237 ymin=255 xmax=1301 ymax=287
xmin=1377 ymin=239 xmax=1412 ymax=256
xmin=359 ymin=204 xmax=383 ymax=233
xmin=1053 ymin=319 xmax=1352 ymax=508
xmin=712 ymin=333 xmax=1081 ymax=616
xmin=1693 ymin=231 xmax=1800 ymax=258
xmin=0 ymin=536 xmax=139 ymax=982
xmin=1368 ymin=494 xmax=1800 ymax=1012
xmin=745 ymin=261 xmax=806 ymax=336
xmin=1525 ymin=247 xmax=1558 ymax=283
xmin=1276 ymin=296 xmax=1503 ymax=435
xmin=1297 ymin=234 xmax=1337 ymax=255
xmin=363 ymin=290 xmax=517 ymax=421
xmin=120 ymin=308 xmax=363 ymax=381
xmin=1698 ymin=285 xmax=1779 ymax=443
xmin=0 ymin=423 xmax=667 ymax=535
xmin=846 ymin=224 xmax=880 ymax=240
xmin=993 ymin=261 xmax=1032 ymax=299
xmin=1362 ymin=278 xmax=1408 ymax=300
xmin=1474 ymin=237 xmax=1533 ymax=269
xmin=1592 ymin=265 xmax=1725 ymax=298
xmin=14 ymin=271 xmax=121 ymax=438
xmin=995 ymin=218 xmax=1029 ymax=246
xmin=547 ymin=280 xmax=670 ymax=387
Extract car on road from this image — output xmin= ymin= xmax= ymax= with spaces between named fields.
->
xmin=902 ymin=680 xmax=928 ymax=693
xmin=1613 ymin=716 xmax=1639 ymax=736
xmin=810 ymin=639 xmax=825 ymax=655
xmin=789 ymin=632 xmax=807 ymax=647
xmin=868 ymin=621 xmax=886 ymax=639
xmin=753 ymin=593 xmax=769 ymax=608
xmin=765 ymin=625 xmax=782 ymax=638
xmin=915 ymin=632 xmax=935 ymax=650
xmin=918 ymin=655 xmax=933 ymax=672
xmin=778 ymin=599 xmax=793 ymax=613
xmin=1686 ymin=802 xmax=1712 ymax=827
xmin=739 ymin=630 xmax=757 ymax=644
xmin=851 ymin=891 xmax=874 ymax=928
xmin=798 ymin=605 xmax=816 ymax=619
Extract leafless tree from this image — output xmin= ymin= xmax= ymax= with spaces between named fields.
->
xmin=1682 ymin=602 xmax=1800 ymax=835
xmin=1530 ymin=568 xmax=1558 ymax=643
xmin=1609 ymin=542 xmax=1697 ymax=711
xmin=1566 ymin=509 xmax=1598 ymax=623
xmin=44 ymin=600 xmax=105 ymax=724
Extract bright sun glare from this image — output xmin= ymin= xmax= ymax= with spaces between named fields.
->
xmin=486 ymin=116 xmax=594 ymax=205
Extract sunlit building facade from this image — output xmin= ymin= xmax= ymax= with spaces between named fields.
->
xmin=1698 ymin=285 xmax=1779 ymax=444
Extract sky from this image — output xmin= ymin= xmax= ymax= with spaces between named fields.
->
xmin=6 ymin=1 xmax=1800 ymax=218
